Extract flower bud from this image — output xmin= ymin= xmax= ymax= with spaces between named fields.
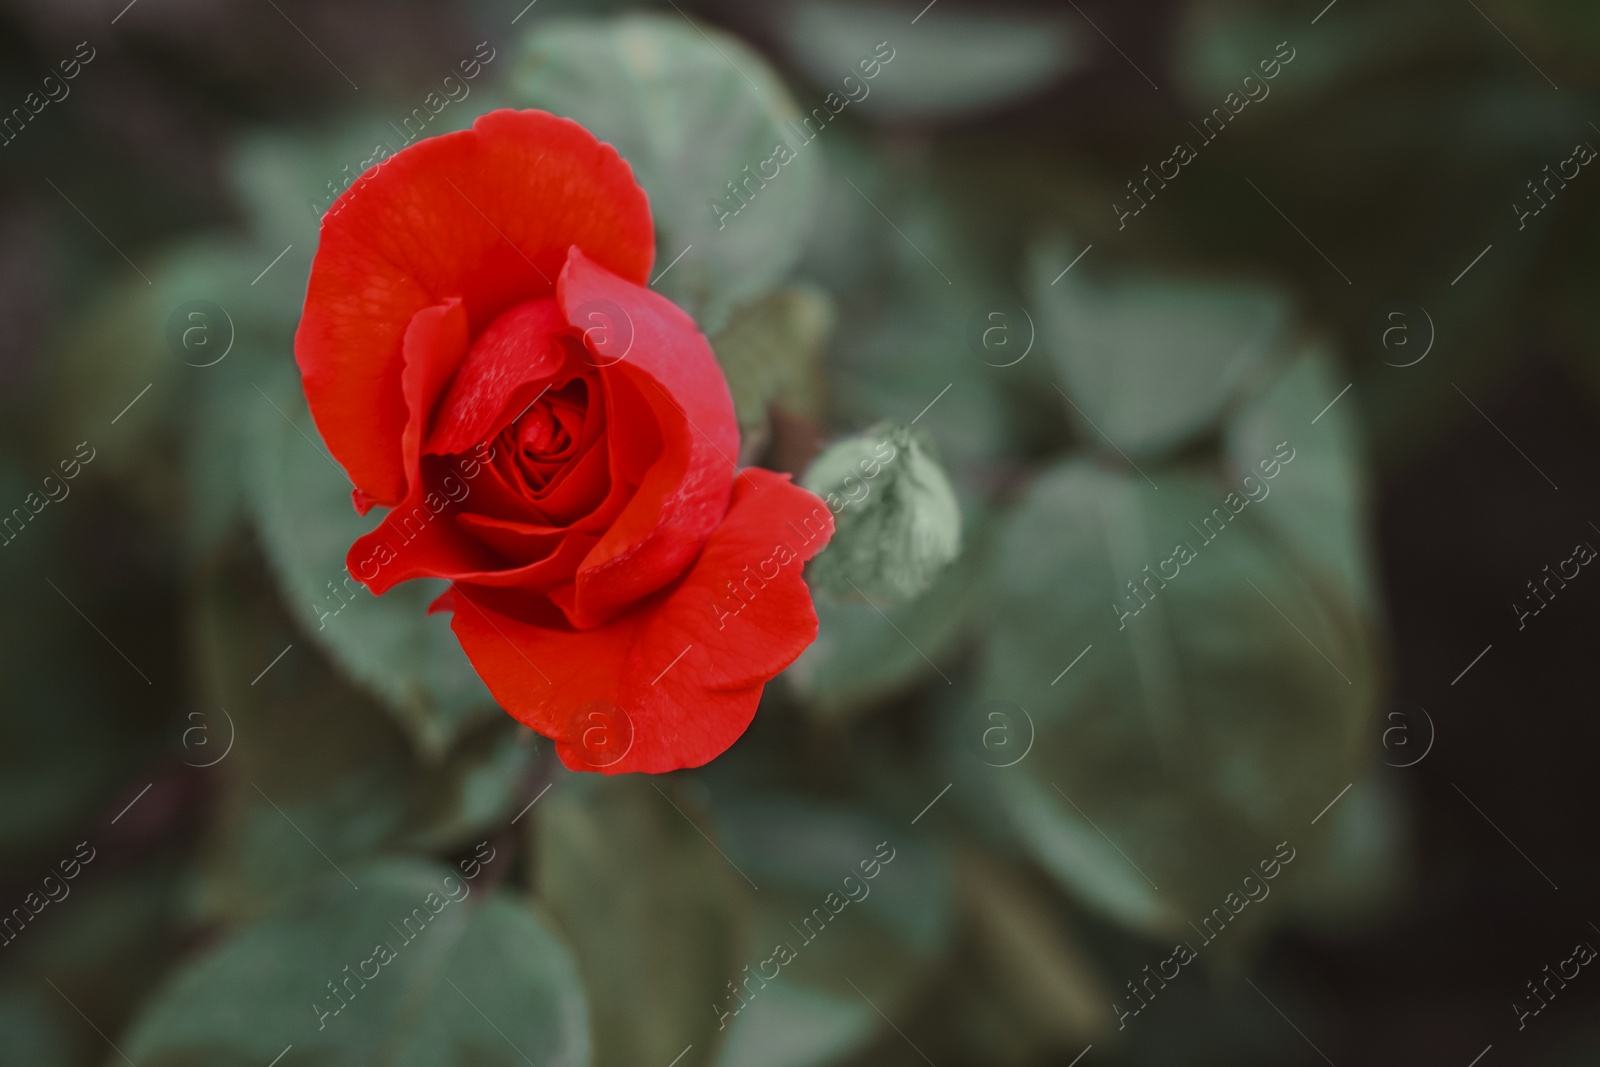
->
xmin=803 ymin=421 xmax=961 ymax=601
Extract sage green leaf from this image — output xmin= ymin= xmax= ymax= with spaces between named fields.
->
xmin=46 ymin=236 xmax=301 ymax=540
xmin=244 ymin=367 xmax=499 ymax=758
xmin=122 ymin=861 xmax=590 ymax=1067
xmin=535 ymin=774 xmax=746 ymax=1067
xmin=787 ymin=529 xmax=979 ymax=721
xmin=956 ymin=848 xmax=1110 ymax=1047
xmin=710 ymin=285 xmax=833 ymax=440
xmin=713 ymin=982 xmax=872 ymax=1067
xmin=403 ymin=722 xmax=539 ymax=853
xmin=779 ymin=2 xmax=1081 ymax=120
xmin=821 ymin=167 xmax=1015 ymax=469
xmin=1225 ymin=345 xmax=1379 ymax=618
xmin=949 ymin=458 xmax=1378 ymax=934
xmin=229 ymin=129 xmax=340 ymax=257
xmin=1277 ymin=770 xmax=1409 ymax=932
xmin=802 ymin=421 xmax=961 ymax=602
xmin=191 ymin=555 xmax=534 ymax=923
xmin=190 ymin=556 xmax=408 ymax=923
xmin=708 ymin=793 xmax=954 ymax=1067
xmin=1172 ymin=3 xmax=1438 ymax=107
xmin=508 ymin=15 xmax=821 ymax=334
xmin=1030 ymin=240 xmax=1291 ymax=460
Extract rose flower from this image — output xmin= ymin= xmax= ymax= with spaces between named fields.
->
xmin=295 ymin=109 xmax=833 ymax=773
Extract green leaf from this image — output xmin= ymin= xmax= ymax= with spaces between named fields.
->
xmin=802 ymin=421 xmax=962 ymax=602
xmin=948 ymin=455 xmax=1379 ymax=934
xmin=122 ymin=861 xmax=590 ymax=1067
xmin=536 ymin=774 xmax=747 ymax=1067
xmin=707 ymin=793 xmax=955 ymax=1067
xmin=1171 ymin=3 xmax=1440 ymax=107
xmin=714 ymin=984 xmax=873 ymax=1067
xmin=1029 ymin=241 xmax=1292 ymax=460
xmin=403 ymin=722 xmax=539 ymax=853
xmin=786 ymin=534 xmax=978 ymax=722
xmin=1225 ymin=345 xmax=1379 ymax=618
xmin=45 ymin=237 xmax=301 ymax=539
xmin=956 ymin=849 xmax=1110 ymax=1048
xmin=778 ymin=3 xmax=1082 ymax=120
xmin=244 ymin=367 xmax=499 ymax=758
xmin=1277 ymin=770 xmax=1409 ymax=932
xmin=816 ymin=164 xmax=1019 ymax=469
xmin=710 ymin=285 xmax=833 ymax=441
xmin=508 ymin=15 xmax=822 ymax=334
xmin=191 ymin=551 xmax=533 ymax=923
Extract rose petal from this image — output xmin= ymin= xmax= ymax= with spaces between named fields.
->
xmin=297 ymin=109 xmax=654 ymax=506
xmin=525 ymin=437 xmax=612 ymax=526
xmin=400 ymin=299 xmax=470 ymax=497
xmin=346 ymin=459 xmax=499 ymax=595
xmin=448 ymin=469 xmax=833 ymax=773
xmin=558 ymin=248 xmax=741 ymax=628
xmin=425 ymin=298 xmax=572 ymax=456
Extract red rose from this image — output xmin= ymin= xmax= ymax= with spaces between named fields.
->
xmin=295 ymin=109 xmax=833 ymax=774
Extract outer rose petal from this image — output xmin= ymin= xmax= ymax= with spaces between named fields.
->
xmin=449 ymin=469 xmax=834 ymax=773
xmin=425 ymin=298 xmax=571 ymax=457
xmin=296 ymin=109 xmax=653 ymax=506
xmin=558 ymin=249 xmax=741 ymax=628
xmin=399 ymin=300 xmax=470 ymax=497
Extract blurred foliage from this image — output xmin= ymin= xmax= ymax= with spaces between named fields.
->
xmin=245 ymin=367 xmax=503 ymax=757
xmin=711 ymin=285 xmax=832 ymax=442
xmin=124 ymin=860 xmax=589 ymax=1066
xmin=778 ymin=2 xmax=1083 ymax=121
xmin=7 ymin=0 xmax=1600 ymax=1062
xmin=706 ymin=793 xmax=955 ymax=1067
xmin=509 ymin=14 xmax=823 ymax=335
xmin=536 ymin=774 xmax=746 ymax=1067
xmin=190 ymin=549 xmax=535 ymax=924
